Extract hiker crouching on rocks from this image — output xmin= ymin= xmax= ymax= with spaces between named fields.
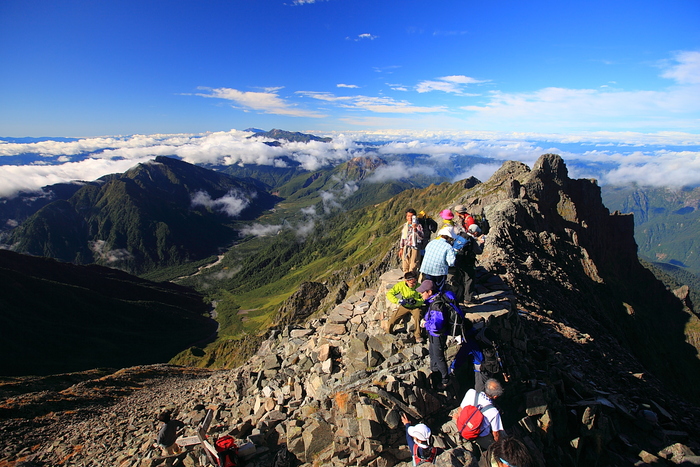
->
xmin=401 ymin=413 xmax=438 ymax=465
xmin=155 ymin=410 xmax=184 ymax=456
xmin=460 ymin=379 xmax=504 ymax=450
xmin=383 ymin=271 xmax=425 ymax=343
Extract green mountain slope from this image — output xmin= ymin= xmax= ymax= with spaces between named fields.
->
xmin=8 ymin=157 xmax=279 ymax=274
xmin=601 ymin=185 xmax=700 ymax=274
xmin=0 ymin=250 xmax=215 ymax=376
xmin=170 ymin=180 xmax=467 ymax=367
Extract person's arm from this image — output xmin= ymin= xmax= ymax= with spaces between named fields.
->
xmin=386 ymin=283 xmax=400 ymax=304
xmin=446 ymin=247 xmax=456 ymax=267
xmin=493 ymin=430 xmax=503 ymax=441
xmin=401 ymin=414 xmax=416 ymax=451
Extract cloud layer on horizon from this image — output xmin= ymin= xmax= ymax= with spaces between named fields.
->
xmin=1 ymin=129 xmax=700 ymax=198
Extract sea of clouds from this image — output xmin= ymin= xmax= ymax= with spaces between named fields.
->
xmin=1 ymin=129 xmax=699 ymax=199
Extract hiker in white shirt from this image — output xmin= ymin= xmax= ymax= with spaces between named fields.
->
xmin=460 ymin=378 xmax=505 ymax=449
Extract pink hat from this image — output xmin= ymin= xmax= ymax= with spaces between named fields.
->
xmin=439 ymin=209 xmax=454 ymax=220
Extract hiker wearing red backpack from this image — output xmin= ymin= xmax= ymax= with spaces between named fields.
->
xmin=456 ymin=379 xmax=504 ymax=451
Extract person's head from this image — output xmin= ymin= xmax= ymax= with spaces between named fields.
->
xmin=488 ymin=437 xmax=533 ymax=467
xmin=468 ymin=224 xmax=482 ymax=236
xmin=157 ymin=411 xmax=171 ymax=423
xmin=439 ymin=209 xmax=454 ymax=220
xmin=484 ymin=379 xmax=504 ymax=399
xmin=405 ymin=208 xmax=417 ymax=223
xmin=416 ymin=279 xmax=434 ymax=299
xmin=454 ymin=204 xmax=469 ymax=216
xmin=404 ymin=271 xmax=418 ymax=287
xmin=407 ymin=423 xmax=431 ymax=446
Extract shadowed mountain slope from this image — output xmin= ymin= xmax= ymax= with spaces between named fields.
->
xmin=0 ymin=249 xmax=216 ymax=376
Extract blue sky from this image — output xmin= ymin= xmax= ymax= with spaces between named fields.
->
xmin=1 ymin=0 xmax=699 ymax=136
xmin=1 ymin=0 xmax=700 ymax=195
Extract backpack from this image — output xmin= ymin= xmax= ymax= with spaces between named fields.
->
xmin=473 ymin=327 xmax=500 ymax=375
xmin=272 ymin=444 xmax=297 ymax=467
xmin=442 ymin=290 xmax=465 ymax=337
xmin=472 ymin=213 xmax=490 ymax=235
xmin=456 ymin=391 xmax=494 ymax=440
xmin=412 ymin=443 xmax=438 ymax=465
xmin=214 ymin=436 xmax=238 ymax=467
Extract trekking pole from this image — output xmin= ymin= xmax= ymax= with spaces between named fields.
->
xmin=496 ymin=348 xmax=509 ymax=383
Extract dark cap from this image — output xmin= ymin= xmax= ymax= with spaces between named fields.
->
xmin=416 ymin=280 xmax=434 ymax=293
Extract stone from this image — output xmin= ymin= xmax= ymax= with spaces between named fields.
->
xmin=303 ymin=419 xmax=334 ymax=461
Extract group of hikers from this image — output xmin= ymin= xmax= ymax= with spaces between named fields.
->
xmin=151 ymin=205 xmax=532 ymax=466
xmin=389 ymin=206 xmax=534 ymax=466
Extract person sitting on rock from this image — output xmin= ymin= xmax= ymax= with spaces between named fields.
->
xmin=459 ymin=379 xmax=505 ymax=450
xmin=155 ymin=410 xmax=185 ymax=456
xmin=479 ymin=436 xmax=533 ymax=467
xmin=401 ymin=413 xmax=438 ymax=465
xmin=383 ymin=271 xmax=425 ymax=343
xmin=398 ymin=208 xmax=424 ymax=275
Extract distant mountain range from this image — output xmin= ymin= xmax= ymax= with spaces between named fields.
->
xmin=601 ymin=185 xmax=700 ymax=275
xmin=2 ymin=156 xmax=278 ymax=274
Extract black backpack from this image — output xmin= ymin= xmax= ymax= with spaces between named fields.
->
xmin=474 ymin=327 xmax=500 ymax=374
xmin=272 ymin=444 xmax=297 ymax=467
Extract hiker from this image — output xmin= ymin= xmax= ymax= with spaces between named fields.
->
xmin=455 ymin=222 xmax=485 ymax=305
xmin=450 ymin=205 xmax=485 ymax=305
xmin=383 ymin=271 xmax=425 ymax=343
xmin=418 ymin=227 xmax=456 ymax=293
xmin=416 ymin=210 xmax=438 ymax=257
xmin=479 ymin=437 xmax=533 ymax=467
xmin=418 ymin=279 xmax=452 ymax=390
xmin=155 ymin=410 xmax=185 ymax=456
xmin=398 ymin=208 xmax=424 ymax=275
xmin=401 ymin=413 xmax=438 ymax=465
xmin=459 ymin=379 xmax=505 ymax=450
xmin=454 ymin=204 xmax=476 ymax=230
xmin=450 ymin=323 xmax=500 ymax=393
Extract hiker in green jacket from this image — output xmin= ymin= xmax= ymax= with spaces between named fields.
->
xmin=382 ymin=271 xmax=425 ymax=343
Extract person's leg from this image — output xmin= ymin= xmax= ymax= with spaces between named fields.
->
xmin=406 ymin=248 xmax=418 ymax=274
xmin=386 ymin=305 xmax=410 ymax=332
xmin=409 ymin=307 xmax=422 ymax=341
xmin=429 ymin=334 xmax=449 ymax=385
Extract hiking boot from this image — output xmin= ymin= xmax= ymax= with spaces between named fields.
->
xmin=415 ymin=336 xmax=424 ymax=343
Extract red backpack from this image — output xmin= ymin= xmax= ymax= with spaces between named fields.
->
xmin=456 ymin=391 xmax=494 ymax=440
xmin=214 ymin=435 xmax=238 ymax=467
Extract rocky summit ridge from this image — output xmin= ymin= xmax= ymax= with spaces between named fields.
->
xmin=2 ymin=154 xmax=700 ymax=467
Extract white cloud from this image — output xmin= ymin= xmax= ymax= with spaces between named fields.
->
xmin=191 ymin=189 xmax=252 ymax=217
xmin=89 ymin=240 xmax=134 ymax=263
xmin=196 ymin=87 xmax=326 ymax=118
xmin=298 ymin=91 xmax=446 ymax=114
xmin=347 ymin=33 xmax=378 ymax=41
xmin=239 ymin=223 xmax=284 ymax=237
xmin=452 ymin=163 xmax=501 ymax=184
xmin=366 ymin=162 xmax=437 ymax=183
xmin=416 ymin=75 xmax=489 ymax=94
xmin=337 ymin=84 xmax=359 ymax=88
xmin=660 ymin=51 xmax=700 ymax=85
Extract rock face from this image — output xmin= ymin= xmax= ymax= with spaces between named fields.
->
xmin=2 ymin=154 xmax=700 ymax=467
